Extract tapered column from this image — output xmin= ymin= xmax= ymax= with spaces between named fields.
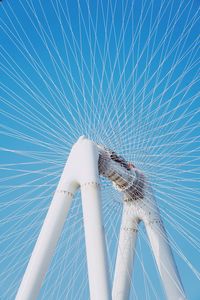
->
xmin=81 ymin=183 xmax=111 ymax=300
xmin=16 ymin=141 xmax=79 ymax=300
xmin=145 ymin=220 xmax=186 ymax=300
xmin=15 ymin=187 xmax=75 ymax=300
xmin=112 ymin=204 xmax=139 ymax=300
xmin=144 ymin=196 xmax=186 ymax=300
xmin=79 ymin=138 xmax=111 ymax=300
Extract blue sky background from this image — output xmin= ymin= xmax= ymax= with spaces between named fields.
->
xmin=0 ymin=0 xmax=200 ymax=299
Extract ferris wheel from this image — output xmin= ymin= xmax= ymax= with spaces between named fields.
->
xmin=0 ymin=1 xmax=199 ymax=299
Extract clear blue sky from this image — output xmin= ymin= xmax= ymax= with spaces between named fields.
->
xmin=0 ymin=1 xmax=199 ymax=299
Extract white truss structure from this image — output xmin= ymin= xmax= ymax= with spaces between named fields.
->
xmin=16 ymin=136 xmax=186 ymax=300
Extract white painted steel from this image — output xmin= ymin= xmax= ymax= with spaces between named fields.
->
xmin=15 ymin=150 xmax=77 ymax=300
xmin=112 ymin=204 xmax=138 ymax=300
xmin=81 ymin=184 xmax=111 ymax=300
xmin=112 ymin=187 xmax=186 ymax=300
xmin=16 ymin=137 xmax=185 ymax=300
xmin=80 ymin=138 xmax=111 ymax=300
xmin=144 ymin=195 xmax=186 ymax=300
xmin=16 ymin=136 xmax=111 ymax=300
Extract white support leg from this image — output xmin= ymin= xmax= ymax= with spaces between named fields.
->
xmin=79 ymin=137 xmax=111 ymax=300
xmin=145 ymin=217 xmax=186 ymax=300
xmin=112 ymin=204 xmax=139 ymax=300
xmin=144 ymin=196 xmax=186 ymax=300
xmin=15 ymin=185 xmax=75 ymax=300
xmin=81 ymin=183 xmax=111 ymax=300
xmin=15 ymin=139 xmax=81 ymax=300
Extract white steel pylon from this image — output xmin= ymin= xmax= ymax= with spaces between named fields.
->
xmin=16 ymin=136 xmax=111 ymax=300
xmin=16 ymin=136 xmax=186 ymax=300
xmin=98 ymin=143 xmax=186 ymax=300
xmin=112 ymin=189 xmax=186 ymax=300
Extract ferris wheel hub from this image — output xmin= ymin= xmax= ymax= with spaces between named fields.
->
xmin=98 ymin=145 xmax=145 ymax=200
